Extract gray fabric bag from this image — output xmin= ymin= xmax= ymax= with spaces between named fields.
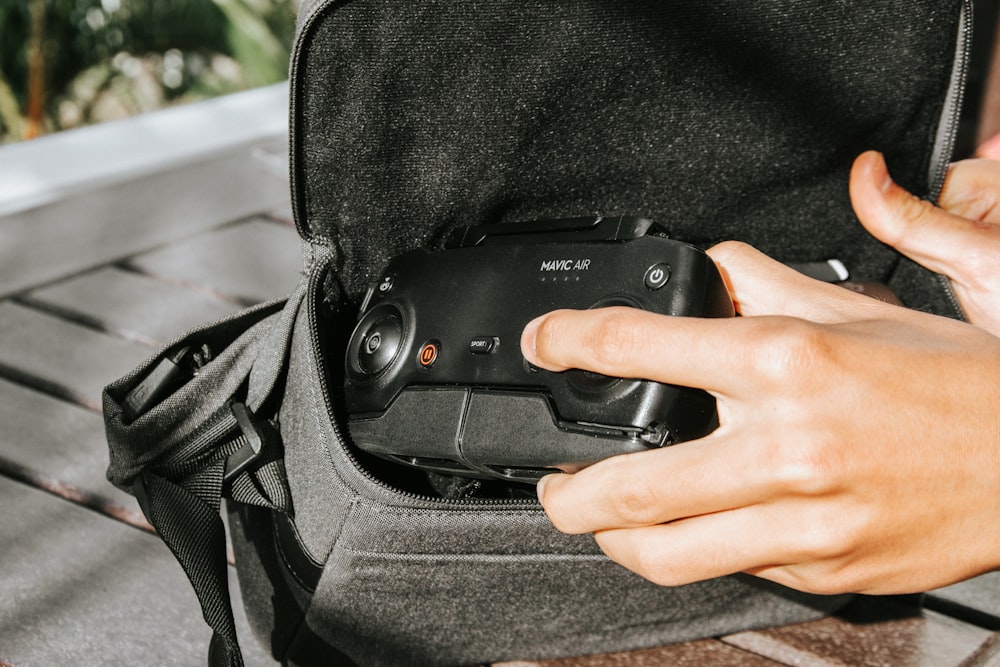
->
xmin=104 ymin=1 xmax=973 ymax=665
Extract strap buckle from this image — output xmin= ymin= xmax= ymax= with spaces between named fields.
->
xmin=223 ymin=402 xmax=266 ymax=484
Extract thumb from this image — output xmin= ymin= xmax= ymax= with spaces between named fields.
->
xmin=849 ymin=150 xmax=995 ymax=285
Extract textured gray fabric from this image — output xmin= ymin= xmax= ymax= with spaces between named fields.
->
xmin=280 ymin=264 xmax=355 ymax=561
xmin=228 ymin=504 xmax=318 ymax=661
xmin=307 ymin=546 xmax=844 ymax=666
xmin=105 ymin=299 xmax=287 ymax=490
xmin=247 ymin=280 xmax=309 ymax=409
xmin=334 ymin=500 xmax=597 ymax=557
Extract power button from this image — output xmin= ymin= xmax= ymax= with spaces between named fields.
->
xmin=644 ymin=263 xmax=671 ymax=290
xmin=417 ymin=340 xmax=441 ymax=369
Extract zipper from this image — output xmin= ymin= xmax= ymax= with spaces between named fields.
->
xmin=926 ymin=0 xmax=973 ymax=200
xmin=305 ymin=251 xmax=539 ymax=509
xmin=926 ymin=0 xmax=972 ymax=320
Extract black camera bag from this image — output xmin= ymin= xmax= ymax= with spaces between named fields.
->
xmin=104 ymin=1 xmax=973 ymax=665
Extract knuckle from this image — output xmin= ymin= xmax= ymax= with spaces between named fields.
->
xmin=586 ymin=309 xmax=646 ymax=370
xmin=793 ymin=521 xmax=850 ymax=564
xmin=897 ymin=193 xmax=942 ymax=238
xmin=608 ymin=470 xmax=664 ymax=526
xmin=785 ymin=504 xmax=869 ymax=570
xmin=762 ymin=507 xmax=876 ymax=595
xmin=802 ymin=549 xmax=874 ymax=595
xmin=770 ymin=437 xmax=844 ymax=497
xmin=751 ymin=320 xmax=837 ymax=387
xmin=794 ymin=570 xmax=856 ymax=596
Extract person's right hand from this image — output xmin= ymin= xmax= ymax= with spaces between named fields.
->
xmin=522 ymin=244 xmax=1000 ymax=595
xmin=519 ymin=152 xmax=1000 ymax=597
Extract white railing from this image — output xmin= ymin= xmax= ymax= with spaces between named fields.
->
xmin=0 ymin=82 xmax=289 ymax=217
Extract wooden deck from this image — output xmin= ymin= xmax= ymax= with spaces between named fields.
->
xmin=0 ymin=86 xmax=998 ymax=667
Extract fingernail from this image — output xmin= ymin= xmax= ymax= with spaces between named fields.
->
xmin=536 ymin=474 xmax=551 ymax=504
xmin=521 ymin=315 xmax=544 ymax=363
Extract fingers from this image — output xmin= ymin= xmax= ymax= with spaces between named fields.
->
xmin=937 ymin=158 xmax=1000 ymax=223
xmin=521 ymin=306 xmax=774 ymax=395
xmin=519 ymin=236 xmax=892 ymax=393
xmin=589 ymin=505 xmax=832 ymax=590
xmin=707 ymin=241 xmax=879 ymax=322
xmin=520 ymin=300 xmax=881 ymax=399
xmin=849 ymin=151 xmax=1000 ymax=285
xmin=592 ymin=511 xmax=781 ymax=588
xmin=536 ymin=437 xmax=776 ymax=535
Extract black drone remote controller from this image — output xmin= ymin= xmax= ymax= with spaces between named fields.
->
xmin=343 ymin=216 xmax=734 ymax=484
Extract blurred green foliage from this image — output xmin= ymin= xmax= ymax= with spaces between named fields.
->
xmin=0 ymin=0 xmax=297 ymax=143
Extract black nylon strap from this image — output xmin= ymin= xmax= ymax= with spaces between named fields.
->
xmin=141 ymin=467 xmax=242 ymax=667
xmin=134 ymin=404 xmax=292 ymax=667
xmin=105 ymin=289 xmax=305 ymax=667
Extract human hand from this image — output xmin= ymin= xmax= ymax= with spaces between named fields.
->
xmin=852 ymin=150 xmax=1000 ymax=337
xmin=520 ymin=242 xmax=1000 ymax=595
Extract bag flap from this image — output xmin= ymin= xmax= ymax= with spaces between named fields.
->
xmin=289 ymin=0 xmax=969 ymax=305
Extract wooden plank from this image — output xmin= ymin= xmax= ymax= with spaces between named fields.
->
xmin=492 ymin=639 xmax=783 ymax=666
xmin=24 ymin=266 xmax=240 ymax=347
xmin=722 ymin=597 xmax=993 ymax=667
xmin=0 ymin=302 xmax=152 ymax=411
xmin=0 ymin=476 xmax=278 ymax=667
xmin=0 ymin=83 xmax=288 ymax=217
xmin=0 ymin=141 xmax=290 ymax=299
xmin=960 ymin=635 xmax=1000 ymax=667
xmin=0 ymin=378 xmax=137 ymax=517
xmin=929 ymin=574 xmax=1000 ymax=631
xmin=128 ymin=217 xmax=302 ymax=305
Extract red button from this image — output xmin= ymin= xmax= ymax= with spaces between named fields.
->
xmin=418 ymin=341 xmax=440 ymax=368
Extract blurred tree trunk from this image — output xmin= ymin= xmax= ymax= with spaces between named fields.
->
xmin=26 ymin=0 xmax=46 ymax=139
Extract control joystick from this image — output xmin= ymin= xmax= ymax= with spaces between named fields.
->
xmin=347 ymin=305 xmax=405 ymax=379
